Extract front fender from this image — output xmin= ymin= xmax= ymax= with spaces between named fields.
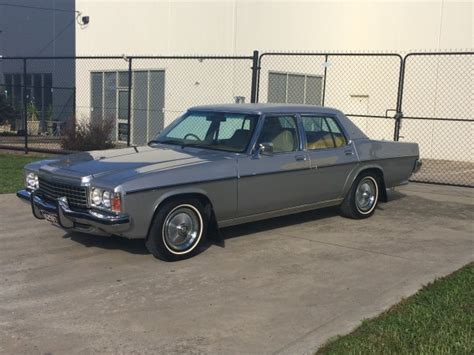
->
xmin=122 ymin=176 xmax=237 ymax=239
xmin=150 ymin=186 xmax=211 ymax=215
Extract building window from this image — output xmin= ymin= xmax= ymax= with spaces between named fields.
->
xmin=2 ymin=73 xmax=53 ymax=118
xmin=267 ymin=72 xmax=323 ymax=105
xmin=118 ymin=90 xmax=129 ymax=120
xmin=90 ymin=70 xmax=165 ymax=144
xmin=118 ymin=72 xmax=129 ymax=87
xmin=118 ymin=122 xmax=129 ymax=142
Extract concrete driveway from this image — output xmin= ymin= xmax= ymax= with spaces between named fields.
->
xmin=0 ymin=183 xmax=472 ymax=354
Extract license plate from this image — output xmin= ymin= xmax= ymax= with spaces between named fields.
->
xmin=42 ymin=211 xmax=59 ymax=225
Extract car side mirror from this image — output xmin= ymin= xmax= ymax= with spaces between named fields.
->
xmin=254 ymin=142 xmax=274 ymax=158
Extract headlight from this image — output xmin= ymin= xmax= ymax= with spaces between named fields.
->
xmin=102 ymin=190 xmax=111 ymax=208
xmin=92 ymin=188 xmax=103 ymax=205
xmin=26 ymin=172 xmax=39 ymax=190
xmin=90 ymin=187 xmax=121 ymax=213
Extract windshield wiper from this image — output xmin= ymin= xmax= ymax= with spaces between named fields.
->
xmin=148 ymin=139 xmax=182 ymax=146
xmin=180 ymin=142 xmax=207 ymax=149
xmin=149 ymin=139 xmax=208 ymax=149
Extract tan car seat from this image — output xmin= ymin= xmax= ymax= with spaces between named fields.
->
xmin=259 ymin=119 xmax=296 ymax=153
xmin=271 ymin=130 xmax=296 ymax=152
xmin=307 ymin=133 xmax=345 ymax=150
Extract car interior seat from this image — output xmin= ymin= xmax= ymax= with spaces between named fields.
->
xmin=227 ymin=129 xmax=251 ymax=150
xmin=307 ymin=132 xmax=346 ymax=149
xmin=259 ymin=119 xmax=296 ymax=152
xmin=271 ymin=130 xmax=296 ymax=152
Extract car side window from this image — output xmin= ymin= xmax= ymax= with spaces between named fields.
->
xmin=257 ymin=116 xmax=299 ymax=153
xmin=302 ymin=116 xmax=347 ymax=150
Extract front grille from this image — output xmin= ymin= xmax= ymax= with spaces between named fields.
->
xmin=38 ymin=177 xmax=89 ymax=209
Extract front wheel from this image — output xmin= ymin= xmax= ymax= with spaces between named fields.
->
xmin=340 ymin=172 xmax=380 ymax=219
xmin=146 ymin=198 xmax=208 ymax=261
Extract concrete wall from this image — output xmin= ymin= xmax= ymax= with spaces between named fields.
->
xmin=0 ymin=0 xmax=76 ymax=123
xmin=0 ymin=0 xmax=75 ymax=57
xmin=75 ymin=0 xmax=472 ymax=55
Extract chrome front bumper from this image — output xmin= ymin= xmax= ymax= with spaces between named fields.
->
xmin=17 ymin=189 xmax=130 ymax=235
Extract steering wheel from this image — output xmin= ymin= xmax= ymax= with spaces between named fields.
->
xmin=184 ymin=133 xmax=201 ymax=141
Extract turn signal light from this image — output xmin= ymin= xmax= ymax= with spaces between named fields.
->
xmin=111 ymin=193 xmax=122 ymax=213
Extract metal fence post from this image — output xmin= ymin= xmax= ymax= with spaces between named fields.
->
xmin=73 ymin=86 xmax=77 ymax=130
xmin=127 ymin=57 xmax=133 ymax=147
xmin=394 ymin=55 xmax=406 ymax=141
xmin=321 ymin=54 xmax=329 ymax=106
xmin=23 ymin=58 xmax=28 ymax=154
xmin=250 ymin=50 xmax=259 ymax=103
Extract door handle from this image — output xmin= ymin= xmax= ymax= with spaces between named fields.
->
xmin=295 ymin=155 xmax=307 ymax=161
xmin=344 ymin=150 xmax=354 ymax=156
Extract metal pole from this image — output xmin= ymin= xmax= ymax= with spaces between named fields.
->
xmin=394 ymin=55 xmax=406 ymax=141
xmin=73 ymin=86 xmax=77 ymax=129
xmin=23 ymin=58 xmax=28 ymax=154
xmin=255 ymin=53 xmax=262 ymax=103
xmin=250 ymin=50 xmax=259 ymax=103
xmin=321 ymin=54 xmax=329 ymax=106
xmin=127 ymin=58 xmax=132 ymax=147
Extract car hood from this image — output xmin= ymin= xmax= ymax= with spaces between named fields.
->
xmin=38 ymin=145 xmax=233 ymax=182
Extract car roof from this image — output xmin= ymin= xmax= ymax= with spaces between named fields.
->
xmin=188 ymin=103 xmax=343 ymax=115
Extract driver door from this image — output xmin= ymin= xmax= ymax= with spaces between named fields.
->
xmin=237 ymin=115 xmax=311 ymax=216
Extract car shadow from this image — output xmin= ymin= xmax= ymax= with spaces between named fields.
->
xmin=218 ymin=206 xmax=340 ymax=241
xmin=62 ymin=232 xmax=150 ymax=255
xmin=386 ymin=187 xmax=406 ymax=201
xmin=214 ymin=189 xmax=407 ymax=245
xmin=62 ymin=189 xmax=407 ymax=254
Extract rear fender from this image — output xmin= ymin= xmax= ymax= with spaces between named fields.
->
xmin=342 ymin=163 xmax=387 ymax=201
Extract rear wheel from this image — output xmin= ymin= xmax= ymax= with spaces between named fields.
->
xmin=340 ymin=172 xmax=380 ymax=219
xmin=146 ymin=198 xmax=208 ymax=261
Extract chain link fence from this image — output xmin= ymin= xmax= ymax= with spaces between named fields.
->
xmin=0 ymin=57 xmax=77 ymax=152
xmin=399 ymin=53 xmax=473 ymax=187
xmin=256 ymin=53 xmax=402 ymax=141
xmin=0 ymin=55 xmax=255 ymax=152
xmin=130 ymin=56 xmax=254 ymax=146
xmin=0 ymin=51 xmax=472 ymax=187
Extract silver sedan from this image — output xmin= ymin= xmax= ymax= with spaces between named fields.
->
xmin=17 ymin=104 xmax=421 ymax=261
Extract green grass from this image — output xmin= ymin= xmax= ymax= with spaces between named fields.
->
xmin=317 ymin=263 xmax=474 ymax=354
xmin=0 ymin=152 xmax=52 ymax=194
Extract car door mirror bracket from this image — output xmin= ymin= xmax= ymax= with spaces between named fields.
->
xmin=253 ymin=142 xmax=274 ymax=158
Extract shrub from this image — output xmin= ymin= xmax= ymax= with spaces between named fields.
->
xmin=0 ymin=131 xmax=17 ymax=136
xmin=0 ymin=92 xmax=19 ymax=125
xmin=27 ymin=102 xmax=40 ymax=121
xmin=60 ymin=118 xmax=116 ymax=151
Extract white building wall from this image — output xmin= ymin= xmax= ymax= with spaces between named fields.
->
xmin=74 ymin=0 xmax=473 ymax=162
xmin=75 ymin=0 xmax=472 ymax=55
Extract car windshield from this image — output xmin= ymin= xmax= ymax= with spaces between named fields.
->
xmin=152 ymin=111 xmax=259 ymax=153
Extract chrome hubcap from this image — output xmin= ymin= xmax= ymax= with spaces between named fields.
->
xmin=163 ymin=206 xmax=201 ymax=252
xmin=355 ymin=178 xmax=377 ymax=213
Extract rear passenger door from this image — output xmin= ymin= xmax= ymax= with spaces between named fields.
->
xmin=302 ymin=115 xmax=358 ymax=201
